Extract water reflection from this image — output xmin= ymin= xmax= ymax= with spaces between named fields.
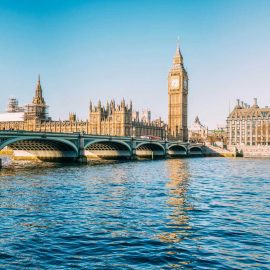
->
xmin=157 ymin=159 xmax=192 ymax=245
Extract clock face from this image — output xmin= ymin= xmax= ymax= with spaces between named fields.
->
xmin=171 ymin=79 xmax=179 ymax=89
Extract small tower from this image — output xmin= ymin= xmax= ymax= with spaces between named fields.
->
xmin=89 ymin=100 xmax=93 ymax=112
xmin=32 ymin=75 xmax=45 ymax=105
xmin=24 ymin=75 xmax=49 ymax=122
xmin=69 ymin=112 xmax=76 ymax=122
xmin=98 ymin=99 xmax=101 ymax=109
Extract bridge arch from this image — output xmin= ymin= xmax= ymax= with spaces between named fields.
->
xmin=0 ymin=137 xmax=79 ymax=161
xmin=84 ymin=139 xmax=132 ymax=160
xmin=167 ymin=144 xmax=187 ymax=157
xmin=136 ymin=142 xmax=165 ymax=159
xmin=189 ymin=146 xmax=203 ymax=156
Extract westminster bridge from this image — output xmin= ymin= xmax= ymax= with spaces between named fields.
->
xmin=0 ymin=131 xmax=204 ymax=164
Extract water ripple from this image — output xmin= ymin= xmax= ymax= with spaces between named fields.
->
xmin=0 ymin=158 xmax=270 ymax=269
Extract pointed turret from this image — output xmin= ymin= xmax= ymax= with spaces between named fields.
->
xmin=173 ymin=41 xmax=183 ymax=66
xmin=195 ymin=116 xmax=200 ymax=124
xmin=98 ymin=99 xmax=101 ymax=109
xmin=32 ymin=75 xmax=45 ymax=105
xmin=121 ymin=98 xmax=125 ymax=108
xmin=89 ymin=100 xmax=93 ymax=112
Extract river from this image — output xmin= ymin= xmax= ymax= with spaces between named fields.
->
xmin=0 ymin=157 xmax=269 ymax=269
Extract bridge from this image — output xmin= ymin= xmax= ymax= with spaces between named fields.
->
xmin=0 ymin=131 xmax=204 ymax=164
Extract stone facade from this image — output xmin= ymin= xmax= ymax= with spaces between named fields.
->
xmin=227 ymin=98 xmax=270 ymax=146
xmin=0 ymin=77 xmax=166 ymax=138
xmin=168 ymin=43 xmax=188 ymax=141
xmin=235 ymin=145 xmax=270 ymax=158
xmin=88 ymin=99 xmax=165 ymax=138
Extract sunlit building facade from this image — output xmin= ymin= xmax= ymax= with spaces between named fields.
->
xmin=0 ymin=77 xmax=166 ymax=138
xmin=227 ymin=98 xmax=270 ymax=146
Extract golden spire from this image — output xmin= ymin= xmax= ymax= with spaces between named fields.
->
xmin=173 ymin=37 xmax=183 ymax=65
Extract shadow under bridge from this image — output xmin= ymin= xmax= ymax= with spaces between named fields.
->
xmin=84 ymin=140 xmax=132 ymax=160
xmin=0 ymin=137 xmax=79 ymax=162
xmin=136 ymin=142 xmax=165 ymax=159
xmin=167 ymin=144 xmax=187 ymax=157
xmin=189 ymin=146 xmax=203 ymax=157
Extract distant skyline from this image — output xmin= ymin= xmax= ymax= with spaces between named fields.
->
xmin=1 ymin=0 xmax=270 ymax=129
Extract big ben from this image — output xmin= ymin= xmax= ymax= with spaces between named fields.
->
xmin=168 ymin=43 xmax=188 ymax=141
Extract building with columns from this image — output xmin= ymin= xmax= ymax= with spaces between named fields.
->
xmin=168 ymin=43 xmax=189 ymax=141
xmin=227 ymin=98 xmax=270 ymax=146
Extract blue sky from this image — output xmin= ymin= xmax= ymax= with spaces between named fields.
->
xmin=0 ymin=0 xmax=270 ymax=128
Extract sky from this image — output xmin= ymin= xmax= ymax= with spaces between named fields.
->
xmin=0 ymin=0 xmax=270 ymax=129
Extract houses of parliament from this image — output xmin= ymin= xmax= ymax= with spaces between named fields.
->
xmin=0 ymin=44 xmax=189 ymax=141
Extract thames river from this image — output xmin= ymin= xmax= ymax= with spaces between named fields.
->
xmin=0 ymin=158 xmax=269 ymax=269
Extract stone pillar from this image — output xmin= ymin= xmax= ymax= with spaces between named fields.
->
xmin=261 ymin=120 xmax=263 ymax=145
xmin=265 ymin=120 xmax=270 ymax=145
xmin=240 ymin=120 xmax=242 ymax=144
xmin=165 ymin=141 xmax=169 ymax=158
xmin=77 ymin=134 xmax=87 ymax=164
xmin=229 ymin=121 xmax=232 ymax=145
xmin=235 ymin=122 xmax=237 ymax=145
xmin=255 ymin=122 xmax=258 ymax=146
xmin=131 ymin=138 xmax=137 ymax=160
xmin=245 ymin=120 xmax=247 ymax=145
xmin=250 ymin=121 xmax=253 ymax=145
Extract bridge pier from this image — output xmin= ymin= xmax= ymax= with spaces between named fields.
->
xmin=77 ymin=155 xmax=87 ymax=164
xmin=131 ymin=139 xmax=137 ymax=160
xmin=0 ymin=131 xmax=205 ymax=164
xmin=77 ymin=134 xmax=87 ymax=164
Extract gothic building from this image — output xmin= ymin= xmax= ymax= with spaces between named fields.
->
xmin=89 ymin=100 xmax=165 ymax=138
xmin=0 ymin=77 xmax=165 ymax=138
xmin=0 ymin=43 xmax=189 ymax=140
xmin=24 ymin=75 xmax=49 ymax=122
xmin=168 ymin=43 xmax=188 ymax=141
xmin=89 ymin=99 xmax=133 ymax=136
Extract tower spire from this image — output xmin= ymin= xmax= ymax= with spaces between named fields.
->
xmin=173 ymin=37 xmax=183 ymax=65
xmin=32 ymin=75 xmax=45 ymax=105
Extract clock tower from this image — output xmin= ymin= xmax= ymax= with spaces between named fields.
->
xmin=168 ymin=43 xmax=188 ymax=141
